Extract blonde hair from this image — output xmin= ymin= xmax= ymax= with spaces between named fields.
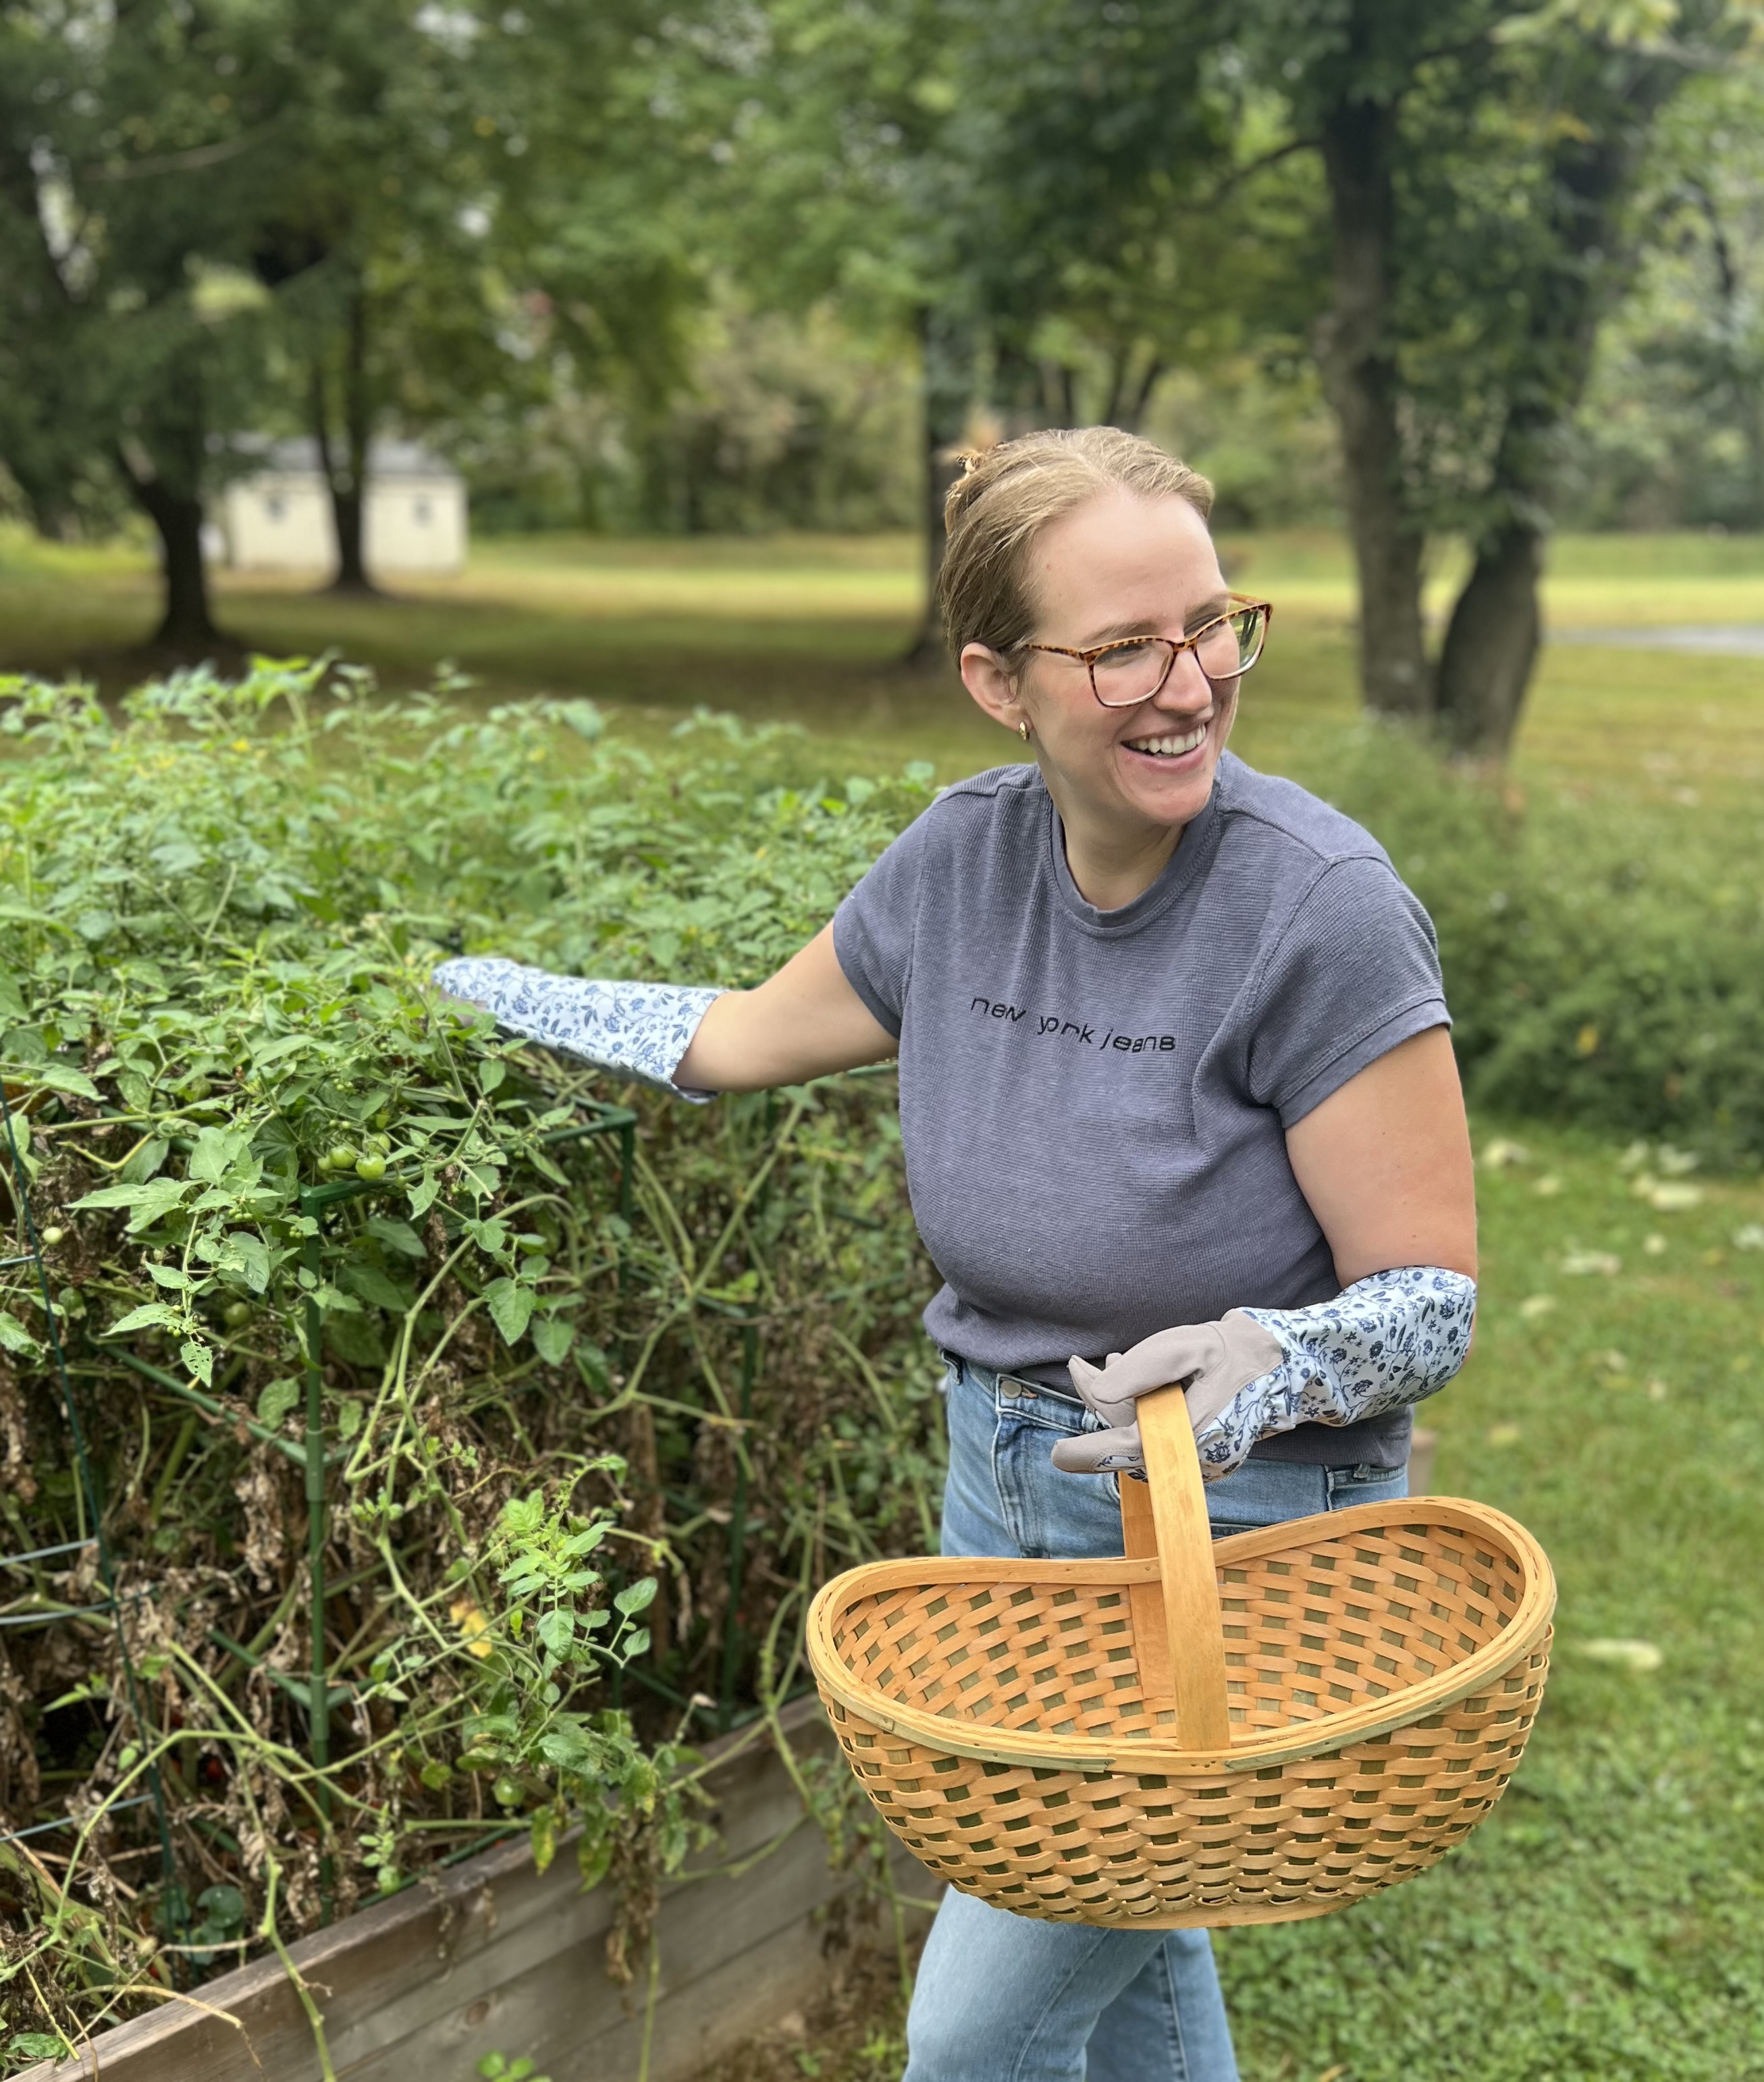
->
xmin=937 ymin=426 xmax=1214 ymax=660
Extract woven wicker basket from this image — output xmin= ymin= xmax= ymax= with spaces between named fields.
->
xmin=808 ymin=1383 xmax=1554 ymax=1929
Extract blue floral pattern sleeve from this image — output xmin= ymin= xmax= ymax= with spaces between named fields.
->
xmin=431 ymin=957 xmax=724 ymax=1101
xmin=1197 ymin=1266 xmax=1476 ymax=1476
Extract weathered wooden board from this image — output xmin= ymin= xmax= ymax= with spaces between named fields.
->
xmin=21 ymin=1699 xmax=936 ymax=2082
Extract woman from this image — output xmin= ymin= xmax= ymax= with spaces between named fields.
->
xmin=435 ymin=427 xmax=1477 ymax=2082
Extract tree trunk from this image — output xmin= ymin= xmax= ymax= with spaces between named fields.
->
xmin=1435 ymin=76 xmax=1674 ymax=757
xmin=1433 ymin=520 xmax=1544 ymax=758
xmin=1318 ymin=93 xmax=1431 ymax=720
xmin=903 ymin=305 xmax=975 ymax=668
xmin=1121 ymin=353 xmax=1164 ymax=434
xmin=131 ymin=471 xmax=221 ymax=652
xmin=317 ymin=279 xmax=379 ymax=595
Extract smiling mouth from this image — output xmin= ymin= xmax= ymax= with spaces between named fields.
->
xmin=1123 ymin=722 xmax=1209 ymax=759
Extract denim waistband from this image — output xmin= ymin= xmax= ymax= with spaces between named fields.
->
xmin=941 ymin=1351 xmax=1084 ymax=1409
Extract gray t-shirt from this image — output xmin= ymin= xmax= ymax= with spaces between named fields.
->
xmin=833 ymin=753 xmax=1450 ymax=1467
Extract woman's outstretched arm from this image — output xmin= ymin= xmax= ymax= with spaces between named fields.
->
xmin=674 ymin=924 xmax=898 ymax=1092
xmin=434 ymin=923 xmax=896 ymax=1097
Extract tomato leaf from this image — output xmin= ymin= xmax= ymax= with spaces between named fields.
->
xmin=483 ymin=1277 xmax=534 ymax=1347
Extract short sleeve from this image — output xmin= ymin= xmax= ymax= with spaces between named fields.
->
xmin=832 ymin=813 xmax=931 ymax=1039
xmin=1244 ymin=856 xmax=1449 ymax=1129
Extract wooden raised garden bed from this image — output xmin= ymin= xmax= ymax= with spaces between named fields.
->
xmin=20 ymin=1700 xmax=932 ymax=2082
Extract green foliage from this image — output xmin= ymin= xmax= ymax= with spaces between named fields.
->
xmin=0 ymin=663 xmax=940 ymax=2059
xmin=478 ymin=2055 xmax=551 ymax=2082
xmin=1301 ymin=723 xmax=1764 ymax=1160
xmin=7 ymin=654 xmax=1761 ymax=2071
xmin=1570 ymin=58 xmax=1764 ymax=531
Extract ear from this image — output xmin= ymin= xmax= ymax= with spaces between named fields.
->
xmin=959 ymin=642 xmax=1030 ymax=736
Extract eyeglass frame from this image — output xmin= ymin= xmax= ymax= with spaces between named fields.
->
xmin=1010 ymin=593 xmax=1274 ymax=708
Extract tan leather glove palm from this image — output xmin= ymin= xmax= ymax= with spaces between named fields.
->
xmin=1048 ymin=1312 xmax=1284 ymax=1477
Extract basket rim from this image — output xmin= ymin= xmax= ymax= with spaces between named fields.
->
xmin=807 ymin=1493 xmax=1555 ymax=1778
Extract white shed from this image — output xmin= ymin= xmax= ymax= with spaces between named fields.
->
xmin=214 ymin=438 xmax=467 ymax=577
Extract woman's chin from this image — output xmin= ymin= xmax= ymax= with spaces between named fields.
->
xmin=1113 ymin=743 xmax=1218 ymax=824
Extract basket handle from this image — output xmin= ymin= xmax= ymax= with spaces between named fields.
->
xmin=1117 ymin=1385 xmax=1233 ymax=1749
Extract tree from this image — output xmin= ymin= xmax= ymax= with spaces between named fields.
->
xmin=1243 ymin=0 xmax=1748 ymax=755
xmin=1571 ymin=60 xmax=1764 ymax=529
xmin=257 ymin=0 xmax=694 ymax=592
xmin=0 ymin=3 xmax=293 ymax=647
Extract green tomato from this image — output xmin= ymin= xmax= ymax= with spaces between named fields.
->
xmin=367 ymin=1131 xmax=392 ymax=1155
xmin=326 ymin=1143 xmax=358 ymax=1172
xmin=223 ymin=1300 xmax=253 ymax=1330
xmin=492 ymin=1775 xmax=524 ymax=1809
xmin=40 ymin=1225 xmax=65 ymax=1248
xmin=354 ymin=1154 xmax=387 ymax=1183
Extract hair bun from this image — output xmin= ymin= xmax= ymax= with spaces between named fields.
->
xmin=942 ymin=447 xmax=991 ymax=526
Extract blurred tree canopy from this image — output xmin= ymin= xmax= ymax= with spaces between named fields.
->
xmin=1 ymin=0 xmax=1761 ymax=748
xmin=0 ymin=0 xmax=693 ymax=643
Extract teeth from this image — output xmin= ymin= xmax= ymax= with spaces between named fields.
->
xmin=1125 ymin=724 xmax=1208 ymax=758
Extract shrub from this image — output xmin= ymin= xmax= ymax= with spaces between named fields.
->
xmin=0 ymin=667 xmax=940 ymax=2058
xmin=1298 ymin=722 xmax=1764 ymax=1165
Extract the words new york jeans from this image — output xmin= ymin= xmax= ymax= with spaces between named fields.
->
xmin=902 ymin=1356 xmax=1409 ymax=2082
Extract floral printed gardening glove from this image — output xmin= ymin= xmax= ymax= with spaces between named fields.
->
xmin=1049 ymin=1266 xmax=1477 ymax=1483
xmin=431 ymin=957 xmax=724 ymax=1101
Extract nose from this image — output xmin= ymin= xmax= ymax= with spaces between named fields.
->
xmin=1150 ymin=645 xmax=1216 ymax=716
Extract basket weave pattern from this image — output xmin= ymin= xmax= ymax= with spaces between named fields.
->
xmin=810 ymin=1380 xmax=1555 ymax=1931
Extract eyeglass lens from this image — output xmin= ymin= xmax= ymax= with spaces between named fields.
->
xmin=1090 ymin=606 xmax=1266 ymax=707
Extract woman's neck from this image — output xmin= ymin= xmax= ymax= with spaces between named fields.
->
xmin=1055 ymin=798 xmax=1186 ymax=911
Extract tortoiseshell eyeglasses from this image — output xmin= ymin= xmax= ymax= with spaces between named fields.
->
xmin=1016 ymin=595 xmax=1273 ymax=708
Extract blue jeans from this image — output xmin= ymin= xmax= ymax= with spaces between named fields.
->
xmin=903 ymin=1356 xmax=1410 ymax=2082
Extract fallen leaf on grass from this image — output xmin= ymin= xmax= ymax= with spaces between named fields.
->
xmin=1647 ymin=1378 xmax=1669 ymax=1402
xmin=1518 ymin=1294 xmax=1557 ymax=1323
xmin=1577 ymin=1638 xmax=1663 ymax=1674
xmin=1480 ymin=1138 xmax=1530 ymax=1169
xmin=1633 ymin=1175 xmax=1703 ymax=1212
xmin=1598 ymin=1350 xmax=1629 ymax=1377
xmin=1562 ymin=1250 xmax=1621 ymax=1277
xmin=1532 ymin=1174 xmax=1563 ymax=1197
xmin=1643 ymin=1233 xmax=1668 ymax=1256
xmin=1734 ymin=1225 xmax=1764 ymax=1252
xmin=1487 ymin=1423 xmax=1523 ymax=1447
